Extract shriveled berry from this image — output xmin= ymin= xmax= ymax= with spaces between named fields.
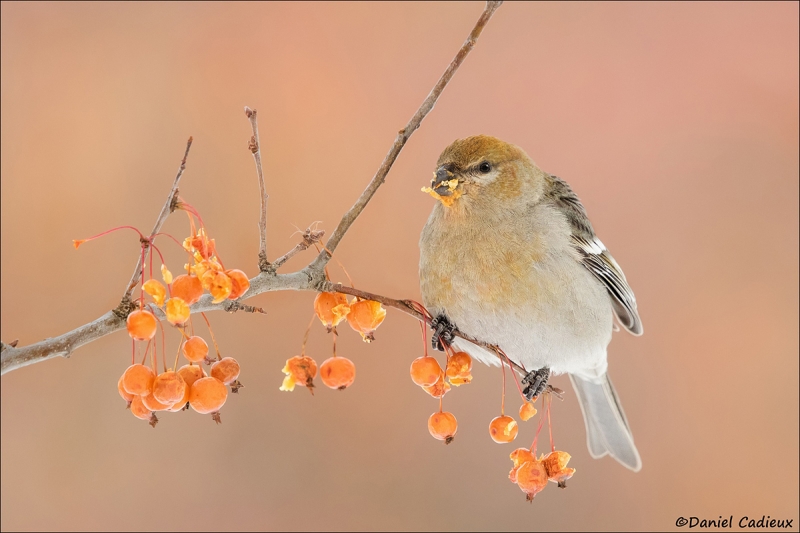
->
xmin=210 ymin=357 xmax=241 ymax=385
xmin=428 ymin=411 xmax=458 ymax=443
xmin=122 ymin=364 xmax=155 ymax=396
xmin=142 ymin=391 xmax=172 ymax=412
xmin=161 ymin=264 xmax=173 ymax=284
xmin=410 ymin=356 xmax=442 ymax=387
xmin=177 ymin=364 xmax=206 ymax=388
xmin=142 ymin=279 xmax=167 ymax=306
xmin=516 ymin=460 xmax=548 ymax=499
xmin=126 ymin=310 xmax=157 ymax=341
xmin=153 ymin=371 xmax=187 ymax=405
xmin=542 ymin=450 xmax=576 ymax=487
xmin=182 ymin=336 xmax=208 ymax=363
xmin=319 ymin=357 xmax=356 ymax=390
xmin=189 ymin=377 xmax=228 ymax=414
xmin=489 ymin=415 xmax=519 ymax=443
xmin=226 ymin=269 xmax=250 ymax=299
xmin=346 ymin=299 xmax=386 ymax=342
xmin=519 ymin=401 xmax=537 ymax=421
xmin=508 ymin=448 xmax=536 ymax=483
xmin=165 ymin=297 xmax=190 ymax=325
xmin=202 ymin=270 xmax=232 ymax=303
xmin=280 ymin=355 xmax=318 ymax=392
xmin=446 ymin=351 xmax=472 ymax=378
xmin=314 ymin=292 xmax=350 ymax=330
xmin=172 ymin=274 xmax=203 ymax=305
xmin=422 ymin=373 xmax=451 ymax=398
xmin=117 ymin=375 xmax=134 ymax=405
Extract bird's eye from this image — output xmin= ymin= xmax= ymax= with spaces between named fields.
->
xmin=478 ymin=162 xmax=492 ymax=174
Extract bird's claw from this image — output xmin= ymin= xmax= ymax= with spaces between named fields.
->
xmin=522 ymin=367 xmax=550 ymax=401
xmin=430 ymin=314 xmax=457 ymax=352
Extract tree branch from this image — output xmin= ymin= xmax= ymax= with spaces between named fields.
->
xmin=0 ymin=2 xmax=505 ymax=376
xmin=244 ymin=107 xmax=269 ymax=272
xmin=122 ymin=137 xmax=193 ymax=302
xmin=308 ymin=1 xmax=503 ymax=272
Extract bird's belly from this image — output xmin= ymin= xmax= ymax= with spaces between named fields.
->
xmin=429 ymin=253 xmax=612 ymax=377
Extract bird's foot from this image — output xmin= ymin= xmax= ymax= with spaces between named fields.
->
xmin=430 ymin=313 xmax=457 ymax=352
xmin=522 ymin=367 xmax=551 ymax=401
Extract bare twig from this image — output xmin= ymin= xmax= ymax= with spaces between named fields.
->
xmin=122 ymin=137 xmax=193 ymax=302
xmin=244 ymin=107 xmax=269 ymax=272
xmin=0 ymin=2 xmax=505 ymax=376
xmin=269 ymin=227 xmax=325 ymax=273
xmin=309 ymin=1 xmax=503 ymax=273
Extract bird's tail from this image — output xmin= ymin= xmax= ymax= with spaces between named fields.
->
xmin=569 ymin=372 xmax=642 ymax=472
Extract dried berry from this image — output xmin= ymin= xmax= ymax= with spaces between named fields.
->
xmin=142 ymin=279 xmax=167 ymax=306
xmin=314 ymin=292 xmax=350 ymax=331
xmin=319 ymin=357 xmax=356 ymax=390
xmin=516 ymin=460 xmax=548 ymax=500
xmin=280 ymin=355 xmax=318 ymax=392
xmin=489 ymin=415 xmax=519 ymax=444
xmin=346 ymin=299 xmax=386 ymax=342
xmin=226 ymin=269 xmax=250 ymax=299
xmin=122 ymin=364 xmax=155 ymax=396
xmin=117 ymin=375 xmax=134 ymax=406
xmin=182 ymin=336 xmax=209 ymax=363
xmin=202 ymin=270 xmax=232 ymax=303
xmin=142 ymin=391 xmax=172 ymax=412
xmin=177 ymin=364 xmax=206 ymax=388
xmin=519 ymin=401 xmax=538 ymax=421
xmin=410 ymin=356 xmax=443 ymax=387
xmin=422 ymin=372 xmax=451 ymax=398
xmin=542 ymin=451 xmax=576 ymax=488
xmin=428 ymin=411 xmax=458 ymax=444
xmin=126 ymin=310 xmax=157 ymax=341
xmin=508 ymin=448 xmax=536 ymax=484
xmin=130 ymin=395 xmax=154 ymax=421
xmin=445 ymin=351 xmax=472 ymax=378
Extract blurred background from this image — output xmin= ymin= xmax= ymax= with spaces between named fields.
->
xmin=2 ymin=2 xmax=798 ymax=531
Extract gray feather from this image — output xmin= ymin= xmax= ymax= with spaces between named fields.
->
xmin=569 ymin=373 xmax=642 ymax=472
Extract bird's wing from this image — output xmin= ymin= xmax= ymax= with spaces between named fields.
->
xmin=546 ymin=175 xmax=643 ymax=336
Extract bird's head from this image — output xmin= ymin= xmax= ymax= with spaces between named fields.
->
xmin=422 ymin=135 xmax=544 ymax=212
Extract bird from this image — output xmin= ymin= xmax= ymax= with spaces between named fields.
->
xmin=418 ymin=134 xmax=643 ymax=471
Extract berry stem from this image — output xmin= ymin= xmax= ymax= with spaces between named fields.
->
xmin=316 ymin=242 xmax=355 ymax=288
xmin=547 ymin=393 xmax=555 ymax=453
xmin=332 ymin=329 xmax=338 ymax=358
xmin=499 ymin=351 xmax=507 ymax=416
xmin=156 ymin=318 xmax=167 ymax=373
xmin=301 ymin=313 xmax=315 ymax=356
xmin=139 ymin=245 xmax=146 ymax=306
xmin=173 ymin=341 xmax=181 ymax=372
xmin=200 ymin=312 xmax=222 ymax=361
xmin=72 ymin=225 xmax=145 ymax=248
xmin=531 ymin=395 xmax=546 ymax=456
xmin=139 ymin=338 xmax=151 ymax=366
xmin=131 ymin=338 xmax=135 ymax=366
xmin=178 ymin=198 xmax=206 ymax=230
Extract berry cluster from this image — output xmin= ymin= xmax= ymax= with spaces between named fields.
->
xmin=75 ymin=201 xmax=248 ymax=426
xmin=280 ymin=290 xmax=386 ymax=394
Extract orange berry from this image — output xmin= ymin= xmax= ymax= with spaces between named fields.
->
xmin=410 ymin=356 xmax=443 ymax=387
xmin=182 ymin=336 xmax=208 ymax=363
xmin=142 ymin=279 xmax=167 ymax=306
xmin=202 ymin=270 xmax=232 ymax=303
xmin=117 ymin=375 xmax=134 ymax=405
xmin=346 ymin=299 xmax=386 ymax=342
xmin=314 ymin=292 xmax=350 ymax=330
xmin=280 ymin=355 xmax=318 ymax=392
xmin=165 ymin=297 xmax=190 ymax=325
xmin=516 ymin=460 xmax=548 ymax=499
xmin=210 ymin=357 xmax=241 ymax=385
xmin=122 ymin=364 xmax=155 ymax=396
xmin=319 ymin=357 xmax=356 ymax=390
xmin=422 ymin=373 xmax=451 ymax=398
xmin=508 ymin=448 xmax=536 ymax=483
xmin=153 ymin=371 xmax=187 ymax=405
xmin=542 ymin=451 xmax=576 ymax=487
xmin=428 ymin=411 xmax=458 ymax=444
xmin=226 ymin=269 xmax=250 ymax=299
xmin=189 ymin=377 xmax=228 ymax=414
xmin=445 ymin=351 xmax=472 ymax=378
xmin=177 ymin=364 xmax=206 ymax=388
xmin=489 ymin=415 xmax=519 ymax=443
xmin=131 ymin=395 xmax=160 ymax=426
xmin=126 ymin=309 xmax=157 ymax=341
xmin=172 ymin=274 xmax=203 ymax=305
xmin=142 ymin=391 xmax=172 ymax=412
xmin=519 ymin=401 xmax=538 ymax=421
xmin=166 ymin=385 xmax=190 ymax=412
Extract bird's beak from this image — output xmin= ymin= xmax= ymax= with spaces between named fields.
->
xmin=421 ymin=166 xmax=463 ymax=207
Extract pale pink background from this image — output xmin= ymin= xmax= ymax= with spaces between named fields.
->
xmin=2 ymin=2 xmax=798 ymax=531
